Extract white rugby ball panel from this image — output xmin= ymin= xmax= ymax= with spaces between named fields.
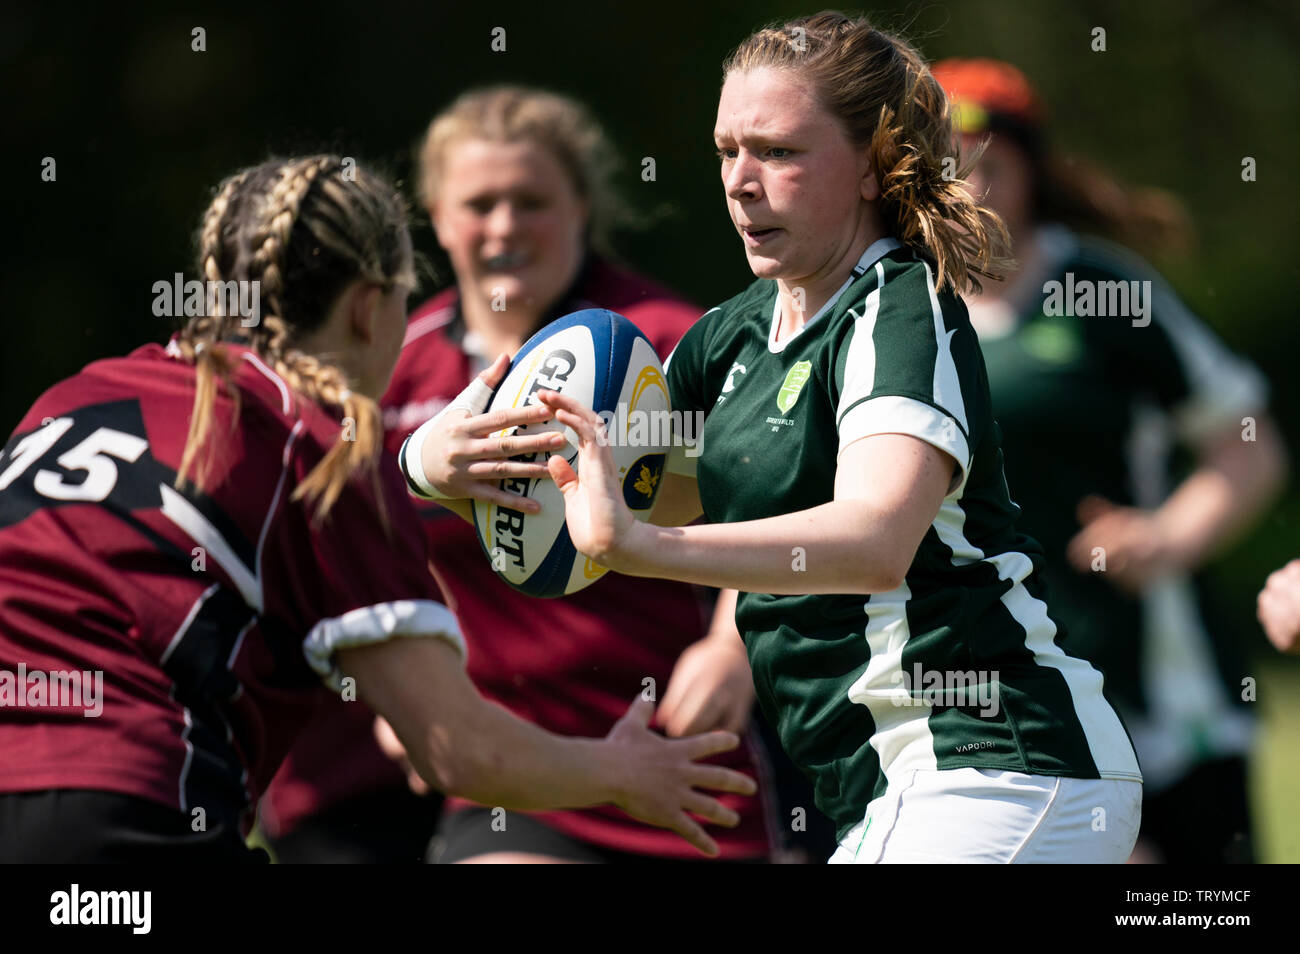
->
xmin=471 ymin=309 xmax=671 ymax=598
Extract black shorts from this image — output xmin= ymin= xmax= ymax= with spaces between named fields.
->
xmin=431 ymin=806 xmax=767 ymax=864
xmin=1139 ymin=755 xmax=1255 ymax=864
xmin=266 ymin=787 xmax=442 ymax=864
xmin=0 ymin=789 xmax=267 ymax=863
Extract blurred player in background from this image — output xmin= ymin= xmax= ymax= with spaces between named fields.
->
xmin=0 ymin=155 xmax=755 ymax=861
xmin=931 ymin=58 xmax=1287 ymax=863
xmin=263 ymin=88 xmax=786 ymax=864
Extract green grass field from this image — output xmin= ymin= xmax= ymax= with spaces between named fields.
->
xmin=1253 ymin=660 xmax=1300 ymax=862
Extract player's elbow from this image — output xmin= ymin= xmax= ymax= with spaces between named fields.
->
xmin=430 ymin=758 xmax=477 ymax=800
xmin=413 ymin=711 xmax=517 ymax=802
xmin=834 ymin=499 xmax=927 ymax=594
xmin=391 ymin=715 xmax=481 ymax=798
xmin=862 ymin=541 xmax=919 ymax=594
xmin=411 ymin=736 xmax=478 ymax=798
xmin=867 ymin=561 xmax=909 ymax=594
xmin=433 ymin=742 xmax=521 ymax=806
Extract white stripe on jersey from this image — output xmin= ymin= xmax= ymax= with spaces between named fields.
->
xmin=254 ymin=419 xmax=306 ymax=610
xmin=835 ymin=262 xmax=885 ymax=425
xmin=845 ymin=483 xmax=1142 ymax=784
xmin=402 ymin=306 xmax=455 ymax=347
xmin=171 ymin=684 xmax=195 ymax=814
xmin=931 ymin=503 xmax=1142 ymax=780
xmin=1136 ymin=576 xmax=1256 ymax=788
xmin=159 ymin=484 xmax=261 ymax=611
xmin=227 ymin=615 xmax=256 ymax=670
xmin=838 ymin=395 xmax=972 ymax=490
xmin=1122 ymin=401 xmax=1254 ymax=785
xmin=159 ymin=582 xmax=221 ymax=666
xmin=921 ymin=261 xmax=969 ymax=436
xmin=240 ymin=352 xmax=293 ymax=415
xmin=989 ymin=550 xmax=1141 ymax=779
xmin=847 ymin=581 xmax=941 ymax=781
xmin=834 ymin=259 xmax=972 ymax=486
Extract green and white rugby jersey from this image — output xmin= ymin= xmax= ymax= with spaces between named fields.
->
xmin=666 ymin=238 xmax=1141 ymax=839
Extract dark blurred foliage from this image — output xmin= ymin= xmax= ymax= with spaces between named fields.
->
xmin=2 ymin=0 xmax=1298 ymax=647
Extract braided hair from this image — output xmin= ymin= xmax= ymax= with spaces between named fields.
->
xmin=176 ymin=155 xmax=412 ymax=525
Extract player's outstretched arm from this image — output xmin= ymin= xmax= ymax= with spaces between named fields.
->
xmin=540 ymin=388 xmax=951 ymax=595
xmin=337 ymin=635 xmax=756 ymax=856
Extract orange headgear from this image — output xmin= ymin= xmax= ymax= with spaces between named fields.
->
xmin=931 ymin=58 xmax=1045 ymax=135
xmin=931 ymin=57 xmax=1050 ymax=215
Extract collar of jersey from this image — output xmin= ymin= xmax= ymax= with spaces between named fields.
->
xmin=767 ymin=237 xmax=903 ymax=353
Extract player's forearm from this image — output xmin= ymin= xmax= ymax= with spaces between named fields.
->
xmin=341 ymin=637 xmax=620 ymax=813
xmin=611 ymin=499 xmax=913 ymax=594
xmin=425 ymin=698 xmax=622 ymax=812
xmin=1155 ymin=415 xmax=1286 ymax=566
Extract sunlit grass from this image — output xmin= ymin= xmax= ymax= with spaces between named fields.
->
xmin=1253 ymin=659 xmax=1300 ymax=862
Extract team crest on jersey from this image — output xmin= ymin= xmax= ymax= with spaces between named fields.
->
xmin=776 ymin=361 xmax=812 ymax=414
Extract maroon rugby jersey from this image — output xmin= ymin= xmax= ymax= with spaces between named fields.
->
xmin=264 ymin=258 xmax=777 ymax=859
xmin=0 ymin=342 xmax=460 ymax=835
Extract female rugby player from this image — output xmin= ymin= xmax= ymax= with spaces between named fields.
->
xmin=490 ymin=13 xmax=1145 ymax=863
xmin=264 ymin=89 xmax=780 ymax=864
xmin=0 ymin=155 xmax=754 ymax=861
xmin=932 ymin=57 xmax=1286 ymax=863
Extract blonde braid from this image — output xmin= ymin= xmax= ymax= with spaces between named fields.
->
xmin=176 ymin=168 xmax=254 ymax=489
xmin=244 ymin=158 xmax=390 ymax=530
xmin=249 ymin=158 xmax=335 ymax=328
xmin=175 ymin=155 xmax=408 ymax=531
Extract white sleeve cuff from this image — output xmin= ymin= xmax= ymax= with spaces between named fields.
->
xmin=398 ymin=377 xmax=498 ymax=500
xmin=303 ymin=599 xmax=465 ymax=693
xmin=400 ymin=417 xmax=446 ymax=499
xmin=838 ymin=395 xmax=971 ymax=493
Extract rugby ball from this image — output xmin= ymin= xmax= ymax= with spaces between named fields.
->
xmin=472 ymin=309 xmax=671 ymax=597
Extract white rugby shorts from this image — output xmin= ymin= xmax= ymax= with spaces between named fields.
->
xmin=828 ymin=767 xmax=1142 ymax=864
